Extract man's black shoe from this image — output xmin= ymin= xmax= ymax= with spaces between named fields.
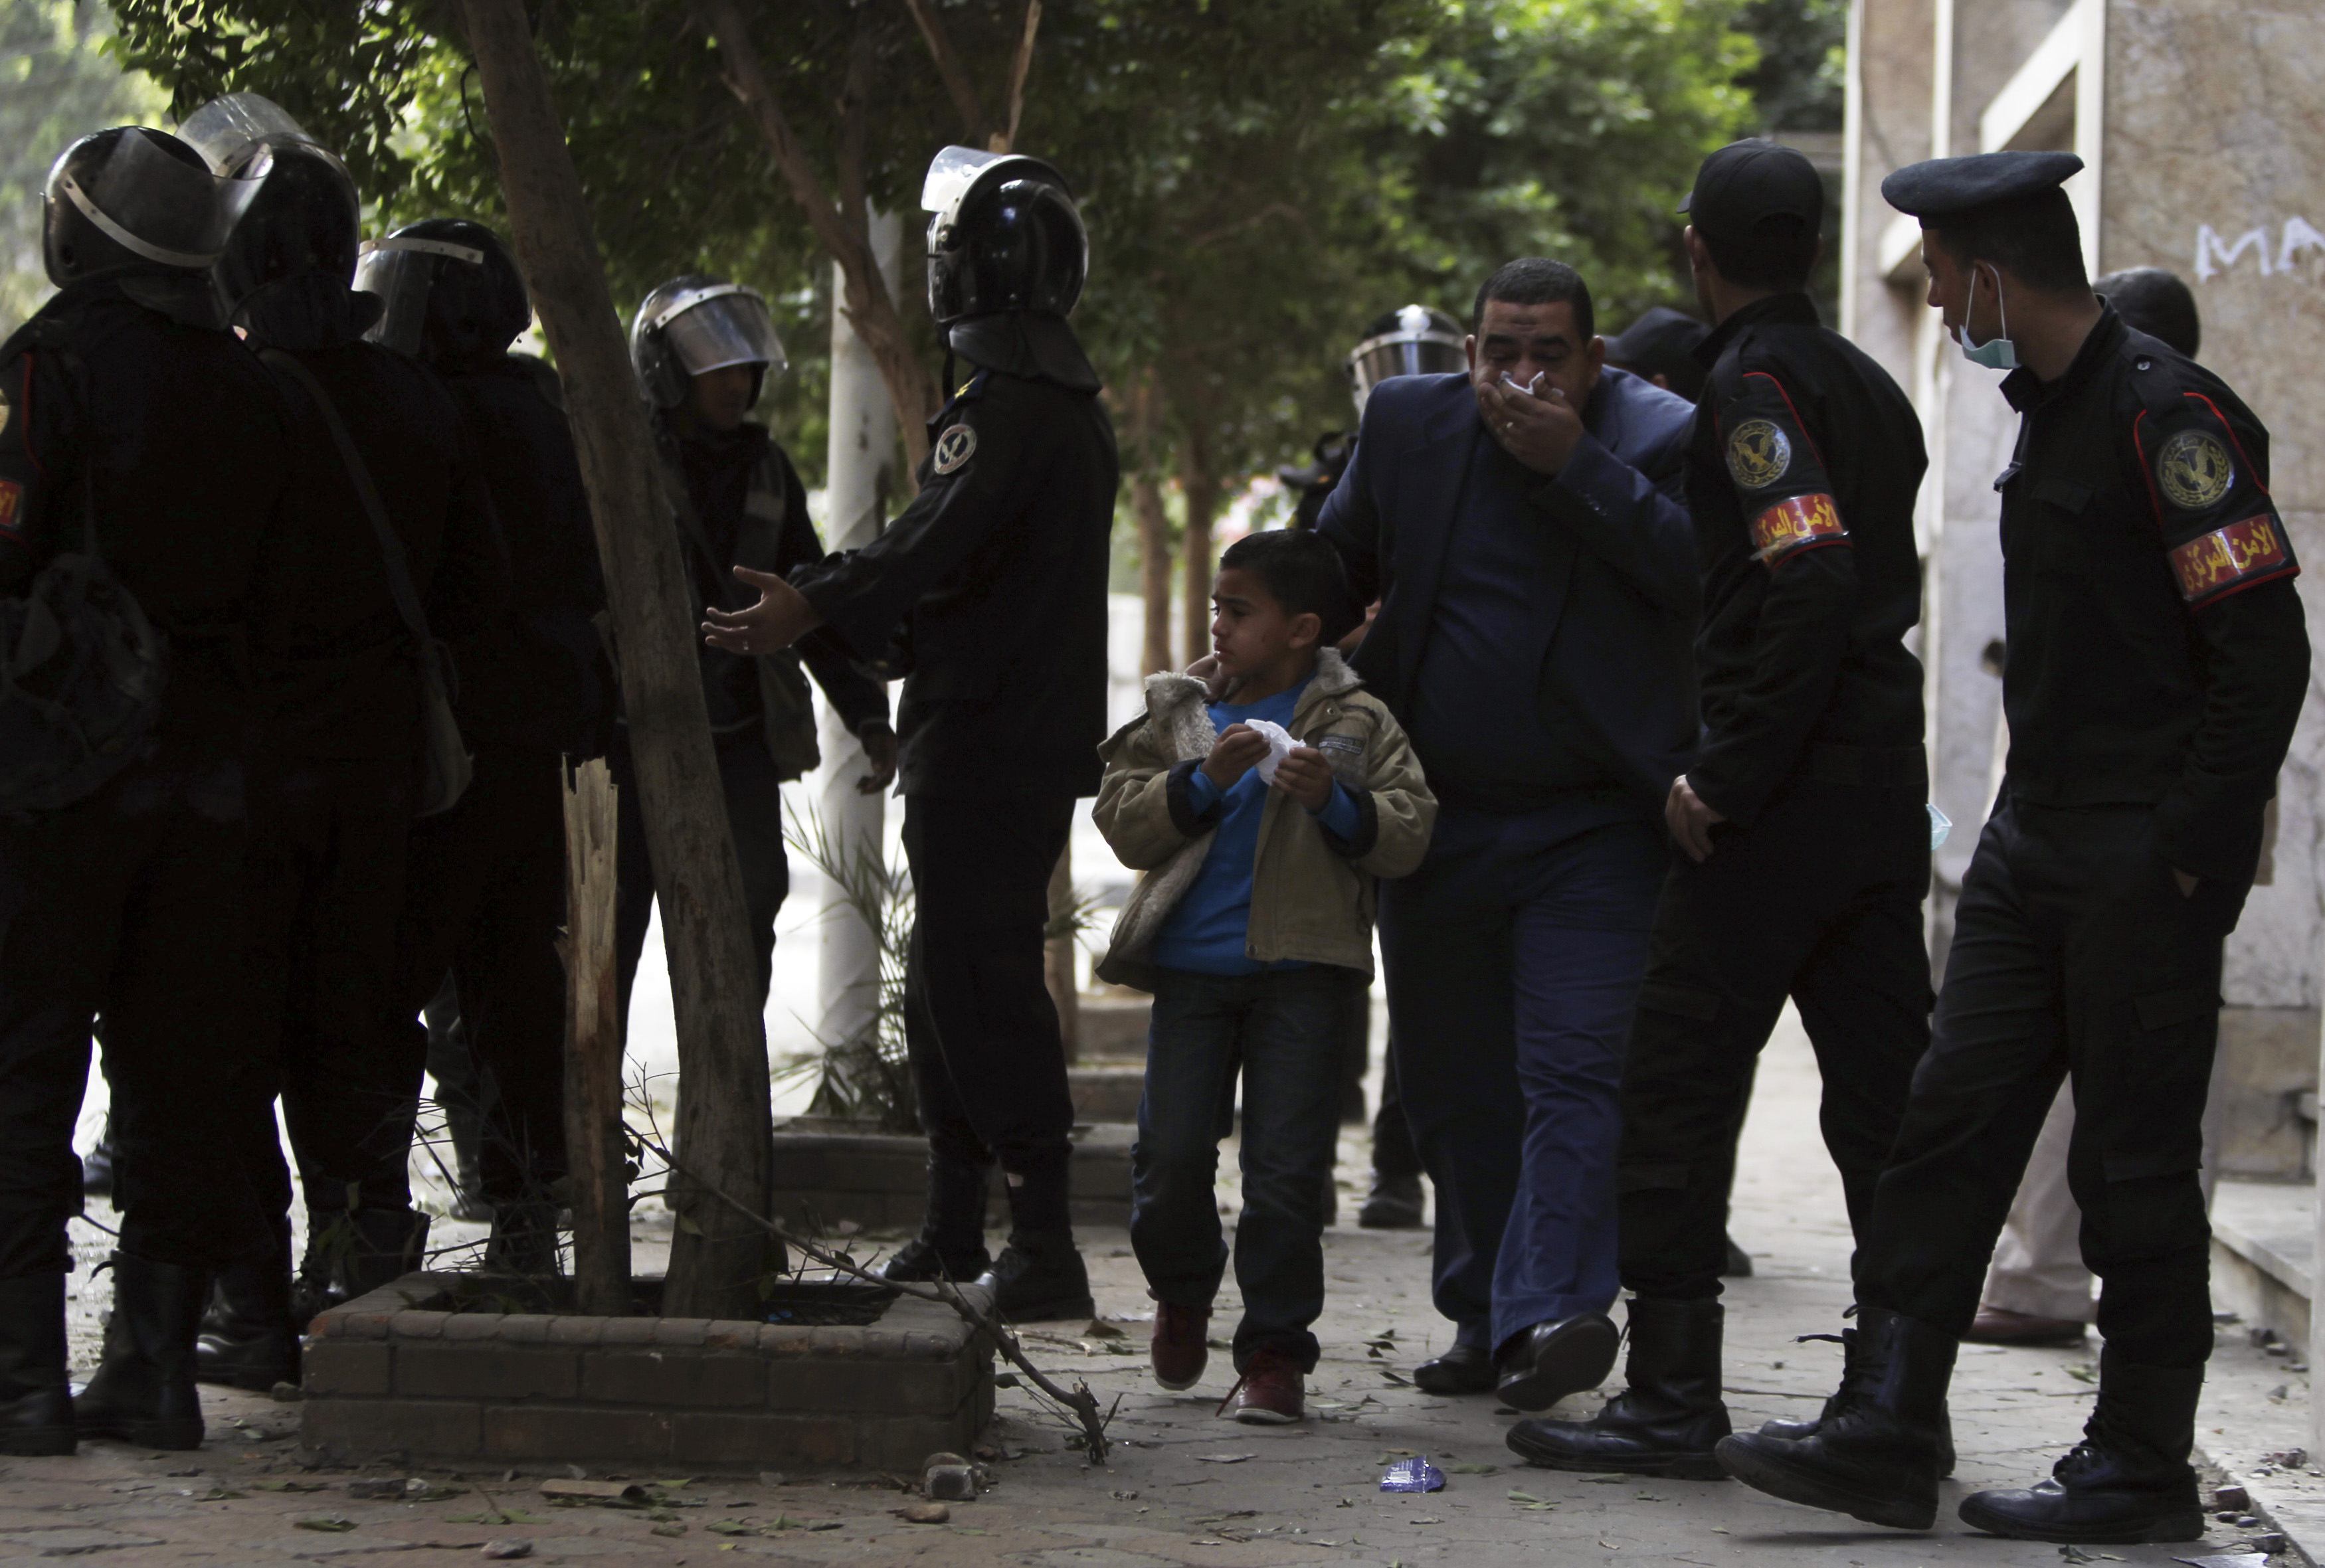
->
xmin=1494 ymin=1312 xmax=1621 ymax=1413
xmin=1357 ymin=1172 xmax=1426 ymax=1230
xmin=975 ymin=1236 xmax=1094 ymax=1322
xmin=1715 ymin=1306 xmax=1956 ymax=1531
xmin=1757 ymin=1322 xmax=1956 ymax=1476
xmin=1507 ymin=1297 xmax=1728 ymax=1478
xmin=1956 ymin=1355 xmax=2205 ymax=1543
xmin=1412 ymin=1338 xmax=1496 ymax=1395
xmin=75 ymin=1254 xmax=209 ymax=1450
xmin=874 ymin=1236 xmax=990 ymax=1285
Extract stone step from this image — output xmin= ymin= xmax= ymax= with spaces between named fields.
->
xmin=2212 ymin=1176 xmax=2315 ymax=1359
xmin=767 ymin=1120 xmax=1134 ymax=1235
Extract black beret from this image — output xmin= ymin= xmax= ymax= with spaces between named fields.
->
xmin=1604 ymin=307 xmax=1707 ymax=371
xmin=1881 ymin=151 xmax=2083 ymax=221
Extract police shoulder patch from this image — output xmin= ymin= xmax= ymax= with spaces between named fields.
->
xmin=1725 ymin=417 xmax=1791 ymax=490
xmin=931 ymin=422 xmax=977 ymax=477
xmin=2155 ymin=427 xmax=2234 ymax=511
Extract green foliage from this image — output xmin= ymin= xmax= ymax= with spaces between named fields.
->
xmin=0 ymin=0 xmax=166 ymax=334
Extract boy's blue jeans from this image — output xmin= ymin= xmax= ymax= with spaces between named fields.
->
xmin=1131 ymin=964 xmax=1354 ymax=1373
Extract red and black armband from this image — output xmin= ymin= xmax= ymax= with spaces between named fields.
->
xmin=2134 ymin=390 xmax=2298 ymax=610
xmin=1720 ymin=371 xmax=1847 ymax=568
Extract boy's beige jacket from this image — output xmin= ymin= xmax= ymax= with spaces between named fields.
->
xmin=1093 ymin=648 xmax=1436 ymax=991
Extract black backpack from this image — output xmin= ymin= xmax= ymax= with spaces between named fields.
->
xmin=0 ymin=470 xmax=169 ymax=820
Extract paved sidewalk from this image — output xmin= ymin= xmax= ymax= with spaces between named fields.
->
xmin=16 ymin=1011 xmax=2303 ymax=1565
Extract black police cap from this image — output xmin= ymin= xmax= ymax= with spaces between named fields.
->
xmin=1605 ymin=306 xmax=1707 ymax=370
xmin=1680 ymin=140 xmax=1822 ymax=240
xmin=1880 ymin=150 xmax=2083 ymax=222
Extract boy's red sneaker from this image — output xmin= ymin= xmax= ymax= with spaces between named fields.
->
xmin=1151 ymin=1302 xmax=1211 ymax=1391
xmin=1222 ymin=1348 xmax=1304 ymax=1425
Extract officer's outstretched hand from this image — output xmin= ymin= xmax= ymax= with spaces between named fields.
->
xmin=1666 ymin=774 xmax=1726 ymax=863
xmin=703 ymin=566 xmax=824 ymax=654
xmin=856 ymin=722 xmax=899 ymax=794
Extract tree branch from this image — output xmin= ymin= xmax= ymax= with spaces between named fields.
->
xmin=998 ymin=0 xmax=1040 ymax=153
xmin=901 ymin=0 xmax=988 ymax=145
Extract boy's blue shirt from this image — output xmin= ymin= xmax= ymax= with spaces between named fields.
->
xmin=1149 ymin=673 xmax=1361 ymax=976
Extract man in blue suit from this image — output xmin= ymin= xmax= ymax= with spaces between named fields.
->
xmin=1319 ymin=258 xmax=1699 ymax=1409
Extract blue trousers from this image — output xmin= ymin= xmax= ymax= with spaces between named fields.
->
xmin=1130 ymin=965 xmax=1352 ymax=1372
xmin=1378 ymin=808 xmax=1665 ymax=1353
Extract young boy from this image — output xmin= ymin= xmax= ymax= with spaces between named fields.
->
xmin=1093 ymin=529 xmax=1436 ymax=1423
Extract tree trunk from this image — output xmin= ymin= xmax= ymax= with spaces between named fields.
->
xmin=561 ymin=758 xmax=628 ymax=1317
xmin=1127 ymin=370 xmax=1174 ymax=675
xmin=460 ymin=0 xmax=774 ymax=1320
xmin=1180 ymin=430 xmax=1220 ymax=672
xmin=816 ymin=211 xmax=902 ymax=1067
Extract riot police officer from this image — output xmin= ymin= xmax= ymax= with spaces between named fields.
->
xmin=363 ymin=218 xmax=618 ymax=1272
xmin=1509 ymin=141 xmax=1933 ymax=1476
xmin=175 ymin=97 xmax=506 ymax=1387
xmin=1720 ymin=151 xmax=2308 ymax=1543
xmin=617 ymin=276 xmax=893 ymax=1047
xmin=703 ymin=147 xmax=1117 ymax=1320
xmin=0 ymin=124 xmax=286 ymax=1450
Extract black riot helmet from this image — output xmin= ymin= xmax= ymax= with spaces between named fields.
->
xmin=209 ymin=145 xmax=361 ymax=323
xmin=1347 ymin=305 xmax=1466 ymax=416
xmin=42 ymin=126 xmax=258 ymax=286
xmin=356 ymin=218 xmax=531 ymax=366
xmin=921 ymin=145 xmax=1087 ymax=325
xmin=628 ymin=274 xmax=785 ymax=410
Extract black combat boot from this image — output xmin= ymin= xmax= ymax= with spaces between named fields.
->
xmin=0 ymin=1274 xmax=76 ymax=1455
xmin=973 ymin=1150 xmax=1092 ymax=1321
xmin=1758 ymin=1318 xmax=1956 ymax=1477
xmin=296 ymin=1204 xmax=430 ymax=1324
xmin=1507 ymin=1297 xmax=1730 ymax=1479
xmin=195 ymin=1221 xmax=299 ymax=1391
xmin=1956 ymin=1352 xmax=2205 ymax=1543
xmin=74 ymin=1254 xmax=209 ymax=1450
xmin=876 ymin=1156 xmax=991 ymax=1284
xmin=1715 ymin=1306 xmax=1956 ymax=1530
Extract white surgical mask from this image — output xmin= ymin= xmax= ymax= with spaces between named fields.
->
xmin=1958 ymin=264 xmax=2018 ymax=371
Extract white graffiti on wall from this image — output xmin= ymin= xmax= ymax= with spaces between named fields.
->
xmin=2194 ymin=219 xmax=2325 ymax=281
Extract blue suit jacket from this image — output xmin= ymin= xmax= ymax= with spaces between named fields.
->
xmin=1318 ymin=367 xmax=1701 ymax=810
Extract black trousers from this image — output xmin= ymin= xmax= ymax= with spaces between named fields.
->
xmin=1617 ymin=774 xmax=1932 ymax=1302
xmin=1860 ymin=798 xmax=2235 ymax=1369
xmin=0 ymin=744 xmax=272 ymax=1276
xmin=398 ymin=744 xmax=571 ymax=1203
xmin=901 ymin=794 xmax=1076 ymax=1185
xmin=246 ymin=756 xmax=425 ymax=1221
xmin=609 ymin=728 xmax=790 ymax=1034
xmin=1371 ymin=1044 xmax=1422 ymax=1181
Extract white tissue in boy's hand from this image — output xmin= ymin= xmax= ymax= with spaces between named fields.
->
xmin=1244 ymin=719 xmax=1297 ymax=784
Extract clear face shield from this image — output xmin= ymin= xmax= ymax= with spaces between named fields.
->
xmin=177 ymin=92 xmax=327 ymax=178
xmin=650 ymin=284 xmax=785 ymax=381
xmin=1347 ymin=327 xmax=1467 ymax=414
xmin=58 ymin=127 xmax=258 ymax=270
xmin=354 ymin=235 xmax=486 ymax=356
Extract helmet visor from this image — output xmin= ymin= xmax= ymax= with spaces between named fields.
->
xmin=64 ymin=128 xmax=252 ymax=270
xmin=1348 ymin=333 xmax=1467 ymax=406
xmin=651 ymin=284 xmax=785 ymax=379
xmin=921 ymin=145 xmax=1012 ymax=217
xmin=178 ymin=92 xmax=324 ymax=177
xmin=355 ymin=235 xmax=480 ymax=355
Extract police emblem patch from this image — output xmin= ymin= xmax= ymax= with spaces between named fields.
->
xmin=2157 ymin=428 xmax=2234 ymax=510
xmin=1726 ymin=419 xmax=1792 ymax=490
xmin=0 ymin=478 xmax=21 ymax=540
xmin=931 ymin=423 xmax=977 ymax=476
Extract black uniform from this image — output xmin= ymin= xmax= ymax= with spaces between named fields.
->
xmin=1858 ymin=307 xmax=2308 ymax=1368
xmin=791 ymin=337 xmax=1117 ymax=1196
xmin=242 ymin=329 xmax=506 ymax=1247
xmin=397 ymin=353 xmax=614 ymax=1214
xmin=612 ymin=419 xmax=888 ymax=1029
xmin=0 ymin=279 xmax=288 ymax=1278
xmin=1615 ymin=292 xmax=1934 ymax=1302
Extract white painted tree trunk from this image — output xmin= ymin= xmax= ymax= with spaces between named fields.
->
xmin=817 ymin=209 xmax=905 ymax=1055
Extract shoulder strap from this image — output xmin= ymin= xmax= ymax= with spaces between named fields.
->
xmin=654 ymin=436 xmax=743 ymax=612
xmin=261 ymin=347 xmax=434 ymax=647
